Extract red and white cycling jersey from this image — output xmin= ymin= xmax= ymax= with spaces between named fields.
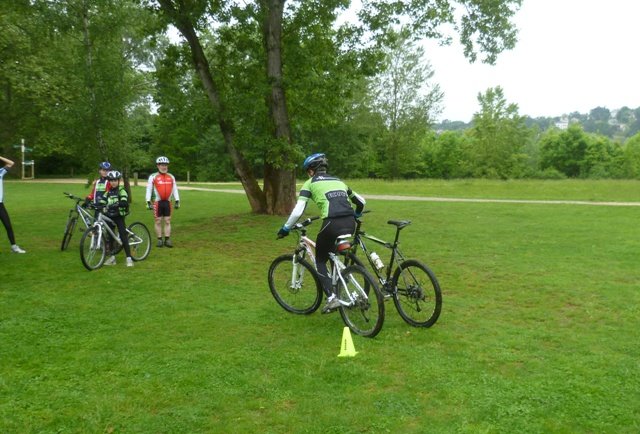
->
xmin=145 ymin=172 xmax=180 ymax=202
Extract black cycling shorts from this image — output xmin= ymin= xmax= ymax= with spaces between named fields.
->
xmin=154 ymin=200 xmax=172 ymax=217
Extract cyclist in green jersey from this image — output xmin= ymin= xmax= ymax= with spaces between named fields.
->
xmin=278 ymin=153 xmax=365 ymax=313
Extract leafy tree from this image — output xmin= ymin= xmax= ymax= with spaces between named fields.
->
xmin=539 ymin=124 xmax=589 ymax=177
xmin=360 ymin=0 xmax=522 ymax=65
xmin=616 ymin=106 xmax=634 ymax=124
xmin=627 ymin=108 xmax=640 ymax=137
xmin=589 ymin=106 xmax=611 ymax=122
xmin=467 ymin=86 xmax=531 ymax=178
xmin=150 ymin=0 xmax=378 ymax=213
xmin=0 ymin=1 xmax=71 ymax=168
xmin=583 ymin=106 xmax=615 ymax=137
xmin=422 ymin=131 xmax=470 ymax=178
xmin=622 ymin=133 xmax=640 ymax=179
xmin=369 ymin=30 xmax=443 ymax=178
xmin=146 ymin=0 xmax=522 ymax=213
xmin=1 ymin=0 xmax=156 ymax=177
xmin=581 ymin=134 xmax=623 ymax=178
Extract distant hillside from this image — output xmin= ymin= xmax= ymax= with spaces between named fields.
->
xmin=435 ymin=106 xmax=640 ymax=141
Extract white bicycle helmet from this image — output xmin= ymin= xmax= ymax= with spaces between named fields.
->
xmin=107 ymin=170 xmax=122 ymax=180
xmin=156 ymin=156 xmax=170 ymax=164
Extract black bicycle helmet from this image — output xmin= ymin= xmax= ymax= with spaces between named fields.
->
xmin=302 ymin=153 xmax=328 ymax=171
xmin=99 ymin=161 xmax=111 ymax=170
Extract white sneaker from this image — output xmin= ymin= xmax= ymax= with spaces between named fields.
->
xmin=11 ymin=244 xmax=26 ymax=254
xmin=321 ymin=294 xmax=341 ymax=314
xmin=104 ymin=255 xmax=117 ymax=265
xmin=126 ymin=257 xmax=134 ymax=267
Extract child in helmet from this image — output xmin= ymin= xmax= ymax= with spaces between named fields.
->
xmin=145 ymin=156 xmax=180 ymax=248
xmin=86 ymin=161 xmax=112 ymax=218
xmin=100 ymin=170 xmax=134 ymax=267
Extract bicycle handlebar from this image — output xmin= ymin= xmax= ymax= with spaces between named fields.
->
xmin=276 ymin=216 xmax=320 ymax=240
xmin=294 ymin=216 xmax=320 ymax=229
xmin=64 ymin=192 xmax=87 ymax=206
xmin=64 ymin=192 xmax=81 ymax=200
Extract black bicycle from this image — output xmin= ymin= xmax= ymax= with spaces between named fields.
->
xmin=61 ymin=192 xmax=95 ymax=251
xmin=343 ymin=212 xmax=442 ymax=327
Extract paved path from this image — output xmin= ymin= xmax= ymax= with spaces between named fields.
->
xmin=178 ymin=186 xmax=640 ymax=207
xmin=17 ymin=179 xmax=640 ymax=207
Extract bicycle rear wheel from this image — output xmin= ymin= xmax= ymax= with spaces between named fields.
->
xmin=127 ymin=222 xmax=151 ymax=261
xmin=61 ymin=216 xmax=78 ymax=251
xmin=268 ymin=254 xmax=322 ymax=314
xmin=392 ymin=259 xmax=442 ymax=327
xmin=80 ymin=227 xmax=106 ymax=271
xmin=338 ymin=265 xmax=384 ymax=338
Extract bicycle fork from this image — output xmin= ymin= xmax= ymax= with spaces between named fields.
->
xmin=289 ymin=254 xmax=305 ymax=290
xmin=91 ymin=225 xmax=104 ymax=250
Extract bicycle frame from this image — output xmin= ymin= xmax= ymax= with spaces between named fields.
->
xmin=290 ymin=218 xmax=370 ymax=307
xmin=88 ymin=214 xmax=121 ymax=251
xmin=328 ymin=251 xmax=369 ymax=307
xmin=351 ymin=218 xmax=408 ymax=287
xmin=295 ymin=231 xmax=316 ymax=264
xmin=64 ymin=193 xmax=95 ymax=229
xmin=345 ymin=216 xmax=442 ymax=329
xmin=76 ymin=203 xmax=94 ymax=229
xmin=92 ymin=211 xmax=146 ymax=249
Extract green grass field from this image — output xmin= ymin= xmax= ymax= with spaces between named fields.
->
xmin=1 ymin=179 xmax=639 ymax=433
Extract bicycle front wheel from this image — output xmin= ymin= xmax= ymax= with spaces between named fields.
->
xmin=392 ymin=259 xmax=442 ymax=327
xmin=61 ymin=216 xmax=78 ymax=251
xmin=80 ymin=227 xmax=106 ymax=271
xmin=268 ymin=254 xmax=322 ymax=314
xmin=338 ymin=265 xmax=384 ymax=338
xmin=127 ymin=222 xmax=151 ymax=261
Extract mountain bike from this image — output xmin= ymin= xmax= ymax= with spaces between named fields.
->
xmin=268 ymin=217 xmax=385 ymax=338
xmin=79 ymin=205 xmax=152 ymax=271
xmin=61 ymin=192 xmax=95 ymax=251
xmin=343 ymin=212 xmax=442 ymax=328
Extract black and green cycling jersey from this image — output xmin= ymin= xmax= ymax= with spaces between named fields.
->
xmin=285 ymin=173 xmax=365 ymax=227
xmin=101 ymin=185 xmax=129 ymax=217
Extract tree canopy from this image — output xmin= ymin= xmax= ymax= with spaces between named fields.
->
xmin=7 ymin=0 xmax=640 ymax=208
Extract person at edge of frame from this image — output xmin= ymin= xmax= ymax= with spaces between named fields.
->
xmin=0 ymin=155 xmax=26 ymax=253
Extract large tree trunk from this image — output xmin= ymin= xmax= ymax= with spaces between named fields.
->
xmin=261 ymin=0 xmax=297 ymax=215
xmin=80 ymin=0 xmax=107 ymax=160
xmin=158 ymin=0 xmax=267 ymax=213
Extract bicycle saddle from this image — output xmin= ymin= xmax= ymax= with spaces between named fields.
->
xmin=387 ymin=220 xmax=411 ymax=229
xmin=335 ymin=234 xmax=352 ymax=253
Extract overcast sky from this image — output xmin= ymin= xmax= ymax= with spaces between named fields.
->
xmin=422 ymin=0 xmax=640 ymax=122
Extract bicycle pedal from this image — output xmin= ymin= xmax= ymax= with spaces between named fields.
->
xmin=321 ymin=306 xmax=339 ymax=314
